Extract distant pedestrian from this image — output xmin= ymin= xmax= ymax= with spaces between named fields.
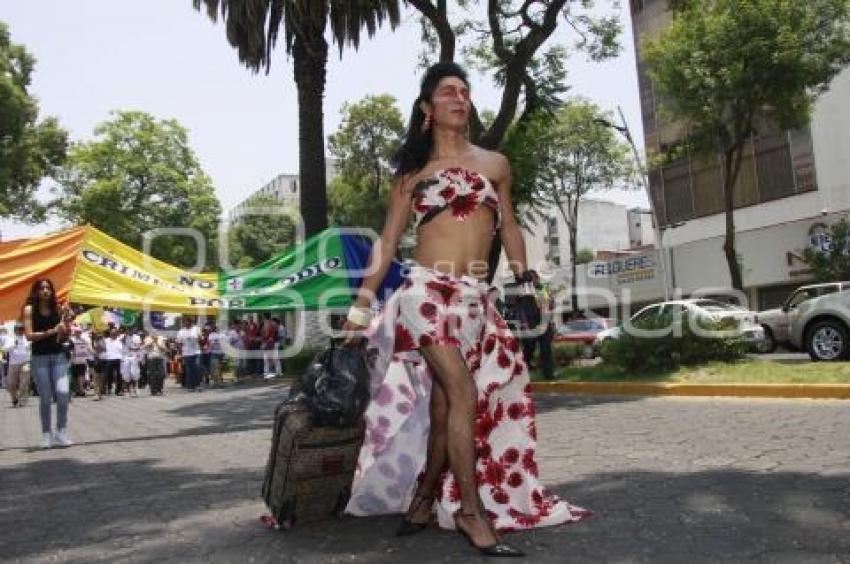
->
xmin=178 ymin=317 xmax=201 ymax=392
xmin=199 ymin=325 xmax=211 ymax=386
xmin=227 ymin=321 xmax=245 ymax=377
xmin=5 ymin=323 xmax=31 ymax=408
xmin=143 ymin=335 xmax=168 ymax=396
xmin=69 ymin=326 xmax=92 ymax=397
xmin=23 ymin=278 xmax=73 ymax=449
xmin=208 ymin=325 xmax=223 ymax=387
xmin=122 ymin=330 xmax=142 ymax=397
xmin=261 ymin=313 xmax=277 ymax=378
xmin=273 ymin=317 xmax=285 ymax=376
xmin=103 ymin=327 xmax=124 ymax=395
xmin=91 ymin=330 xmax=107 ymax=401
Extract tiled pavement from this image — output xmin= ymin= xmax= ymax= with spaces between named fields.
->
xmin=1 ymin=381 xmax=849 ymax=563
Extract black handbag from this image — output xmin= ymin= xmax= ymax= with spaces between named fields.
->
xmin=293 ymin=339 xmax=370 ymax=428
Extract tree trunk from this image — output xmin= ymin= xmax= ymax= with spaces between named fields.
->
xmin=569 ymin=216 xmax=579 ymax=315
xmin=722 ymin=144 xmax=745 ymax=291
xmin=293 ymin=31 xmax=329 ymax=239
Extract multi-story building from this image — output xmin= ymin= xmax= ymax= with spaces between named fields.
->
xmin=228 ymin=159 xmax=338 ymax=225
xmin=629 ymin=0 xmax=850 ymax=310
xmin=520 ymin=199 xmax=654 ymax=272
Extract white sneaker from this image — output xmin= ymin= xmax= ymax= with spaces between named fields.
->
xmin=55 ymin=429 xmax=73 ymax=447
xmin=41 ymin=432 xmax=52 ymax=449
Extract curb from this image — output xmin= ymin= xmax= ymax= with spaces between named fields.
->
xmin=531 ymin=381 xmax=850 ymax=400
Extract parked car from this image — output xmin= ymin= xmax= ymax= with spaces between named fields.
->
xmin=757 ymin=282 xmax=850 ymax=354
xmin=764 ymin=284 xmax=850 ymax=361
xmin=554 ymin=318 xmax=616 ymax=358
xmin=594 ymin=299 xmax=765 ymax=349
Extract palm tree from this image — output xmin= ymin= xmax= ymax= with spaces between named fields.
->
xmin=193 ymin=0 xmax=402 ymax=238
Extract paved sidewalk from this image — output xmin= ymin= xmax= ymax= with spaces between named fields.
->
xmin=1 ymin=383 xmax=849 ymax=563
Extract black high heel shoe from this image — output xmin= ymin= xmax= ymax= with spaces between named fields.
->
xmin=454 ymin=510 xmax=525 ymax=558
xmin=396 ymin=493 xmax=434 ymax=537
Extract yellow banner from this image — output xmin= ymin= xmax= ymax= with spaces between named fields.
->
xmin=69 ymin=226 xmax=220 ymax=313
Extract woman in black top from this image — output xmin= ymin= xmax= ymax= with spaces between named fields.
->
xmin=22 ymin=278 xmax=73 ymax=449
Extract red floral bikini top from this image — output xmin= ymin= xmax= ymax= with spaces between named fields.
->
xmin=410 ymin=167 xmax=502 ymax=233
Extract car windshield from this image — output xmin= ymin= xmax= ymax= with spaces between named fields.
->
xmin=692 ymin=300 xmax=742 ymax=312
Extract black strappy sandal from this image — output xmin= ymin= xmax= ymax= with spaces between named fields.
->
xmin=454 ymin=510 xmax=525 ymax=558
xmin=396 ymin=493 xmax=434 ymax=537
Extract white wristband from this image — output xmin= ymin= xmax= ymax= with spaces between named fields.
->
xmin=346 ymin=307 xmax=372 ymax=327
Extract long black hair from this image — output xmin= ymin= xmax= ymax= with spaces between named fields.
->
xmin=27 ymin=278 xmax=59 ymax=313
xmin=392 ymin=62 xmax=470 ymax=177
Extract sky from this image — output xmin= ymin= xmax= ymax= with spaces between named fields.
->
xmin=0 ymin=0 xmax=647 ymax=241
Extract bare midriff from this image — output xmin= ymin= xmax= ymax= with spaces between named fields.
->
xmin=411 ymin=205 xmax=496 ymax=280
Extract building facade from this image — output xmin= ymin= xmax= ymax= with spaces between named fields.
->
xmin=228 ymin=159 xmax=338 ymax=225
xmin=630 ymin=0 xmax=850 ymax=311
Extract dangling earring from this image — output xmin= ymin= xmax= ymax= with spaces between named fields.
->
xmin=420 ymin=112 xmax=432 ymax=134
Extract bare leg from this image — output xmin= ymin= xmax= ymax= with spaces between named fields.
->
xmin=418 ymin=345 xmax=498 ymax=548
xmin=405 ymin=378 xmax=449 ymax=524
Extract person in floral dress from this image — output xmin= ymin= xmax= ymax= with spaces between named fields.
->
xmin=342 ymin=62 xmax=590 ymax=558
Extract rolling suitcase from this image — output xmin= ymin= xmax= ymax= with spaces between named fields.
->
xmin=262 ymin=400 xmax=364 ymax=529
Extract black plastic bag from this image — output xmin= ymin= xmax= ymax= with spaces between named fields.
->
xmin=294 ymin=340 xmax=370 ymax=428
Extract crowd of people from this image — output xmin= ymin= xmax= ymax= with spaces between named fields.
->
xmin=1 ymin=278 xmax=291 ymax=449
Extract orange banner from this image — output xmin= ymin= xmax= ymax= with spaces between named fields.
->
xmin=0 ymin=227 xmax=86 ymax=322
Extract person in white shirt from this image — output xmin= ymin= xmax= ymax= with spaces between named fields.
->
xmin=6 ymin=324 xmax=31 ymax=407
xmin=122 ymin=331 xmax=142 ymax=397
xmin=228 ymin=321 xmax=245 ymax=377
xmin=178 ymin=317 xmax=201 ymax=391
xmin=103 ymin=326 xmax=124 ymax=396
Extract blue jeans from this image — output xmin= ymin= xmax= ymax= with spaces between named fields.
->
xmin=31 ymin=353 xmax=70 ymax=433
xmin=183 ymin=355 xmax=200 ymax=390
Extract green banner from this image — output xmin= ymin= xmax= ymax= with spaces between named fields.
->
xmin=219 ymin=228 xmax=353 ymax=311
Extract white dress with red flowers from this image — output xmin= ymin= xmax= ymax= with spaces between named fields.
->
xmin=345 ymin=263 xmax=591 ymax=532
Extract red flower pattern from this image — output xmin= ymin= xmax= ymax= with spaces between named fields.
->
xmin=410 ymin=167 xmax=501 ymax=229
xmin=347 ymin=261 xmax=591 ymax=534
xmin=507 ymin=472 xmax=524 ymax=488
xmin=419 ymin=302 xmax=438 ymax=321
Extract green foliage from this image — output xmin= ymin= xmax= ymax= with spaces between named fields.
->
xmin=600 ymin=313 xmax=747 ymax=373
xmin=226 ymin=194 xmax=297 ymax=269
xmin=575 ymin=248 xmax=595 ymax=265
xmin=802 ymin=218 xmax=850 ymax=283
xmin=0 ymin=22 xmax=68 ymax=223
xmin=327 ymin=94 xmax=404 ymax=233
xmin=506 ymin=100 xmax=633 ymax=220
xmin=643 ymin=0 xmax=850 ymax=291
xmin=193 ymin=1 xmax=402 ymax=72
xmin=552 ymin=342 xmax=585 ymax=366
xmin=643 ymin=0 xmax=850 ymax=157
xmin=53 ymin=111 xmax=221 ymax=270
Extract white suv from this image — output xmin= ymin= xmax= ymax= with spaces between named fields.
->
xmin=757 ymin=282 xmax=850 ymax=354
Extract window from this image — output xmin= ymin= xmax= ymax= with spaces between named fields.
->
xmin=754 ymin=131 xmax=795 ymax=201
xmin=786 ymin=288 xmax=817 ymax=309
xmin=790 ymin=126 xmax=816 ymax=193
xmin=691 ymin=156 xmax=724 ymax=217
xmin=662 ymin=159 xmax=693 ymax=224
xmin=631 ymin=305 xmax=661 ymax=325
